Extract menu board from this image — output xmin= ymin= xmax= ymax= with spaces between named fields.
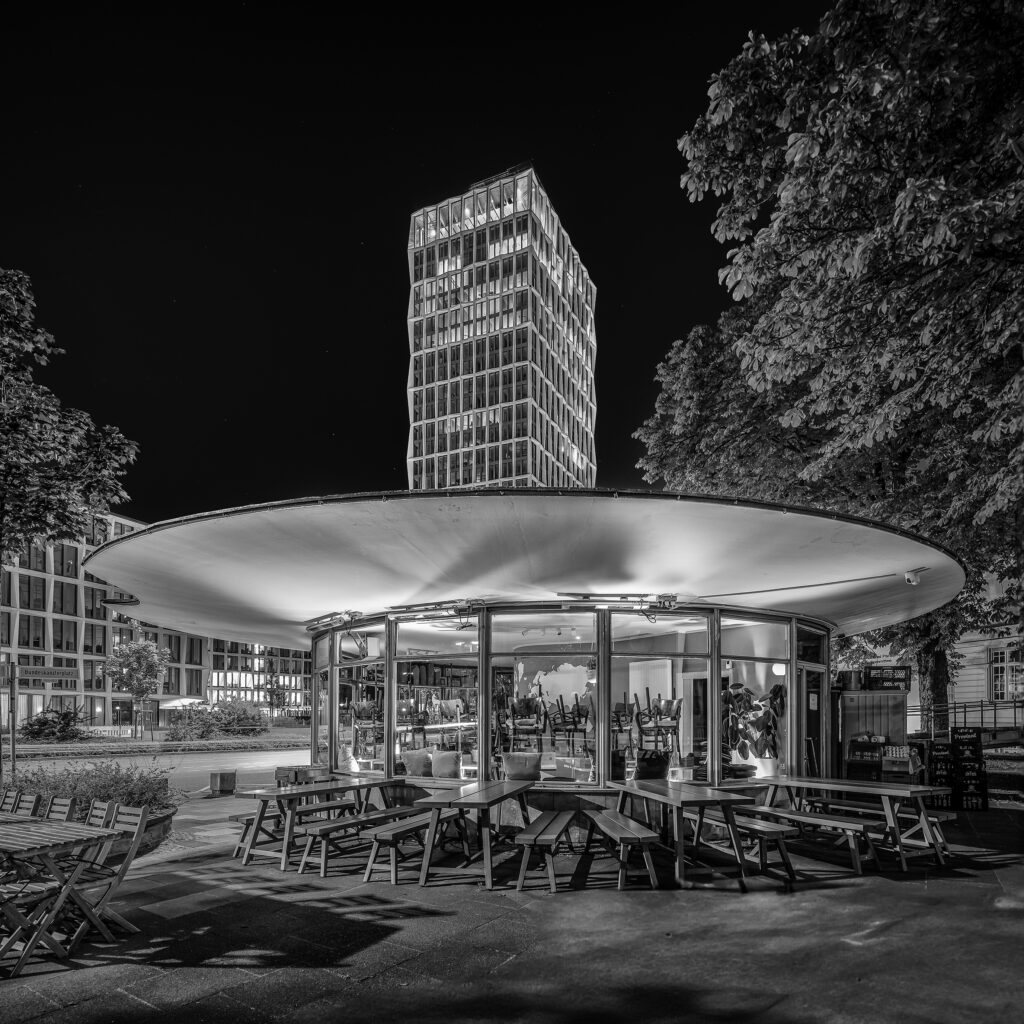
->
xmin=864 ymin=665 xmax=912 ymax=691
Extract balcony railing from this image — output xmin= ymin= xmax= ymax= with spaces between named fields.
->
xmin=907 ymin=698 xmax=1024 ymax=739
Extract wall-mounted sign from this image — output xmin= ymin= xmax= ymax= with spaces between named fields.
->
xmin=864 ymin=665 xmax=911 ymax=691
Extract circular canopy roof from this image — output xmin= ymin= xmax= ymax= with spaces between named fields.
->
xmin=84 ymin=489 xmax=965 ymax=650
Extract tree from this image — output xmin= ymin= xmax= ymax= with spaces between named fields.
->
xmin=103 ymin=637 xmax=172 ymax=738
xmin=264 ymin=674 xmax=290 ymax=719
xmin=0 ymin=268 xmax=138 ymax=566
xmin=637 ymin=0 xmax=1024 ymax=716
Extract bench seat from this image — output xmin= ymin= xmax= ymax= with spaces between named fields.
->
xmin=582 ymin=809 xmax=660 ymax=890
xmin=682 ymin=808 xmax=799 ymax=882
xmin=297 ymin=805 xmax=422 ymax=876
xmin=513 ymin=810 xmax=576 ymax=893
xmin=803 ymin=798 xmax=955 ymax=856
xmin=361 ymin=809 xmax=466 ymax=884
xmin=743 ymin=806 xmax=879 ymax=874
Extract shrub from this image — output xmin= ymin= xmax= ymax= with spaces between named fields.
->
xmin=10 ymin=758 xmax=185 ymax=821
xmin=213 ymin=699 xmax=269 ymax=737
xmin=167 ymin=704 xmax=221 ymax=740
xmin=17 ymin=706 xmax=89 ymax=743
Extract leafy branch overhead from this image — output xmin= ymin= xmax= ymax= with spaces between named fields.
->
xmin=0 ymin=267 xmax=138 ymax=565
xmin=636 ymin=0 xmax=1023 ymax=709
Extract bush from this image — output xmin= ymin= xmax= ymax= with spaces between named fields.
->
xmin=167 ymin=704 xmax=221 ymax=741
xmin=213 ymin=699 xmax=269 ymax=737
xmin=17 ymin=706 xmax=89 ymax=743
xmin=10 ymin=759 xmax=185 ymax=821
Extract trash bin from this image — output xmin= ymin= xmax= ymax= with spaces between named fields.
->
xmin=209 ymin=770 xmax=236 ymax=796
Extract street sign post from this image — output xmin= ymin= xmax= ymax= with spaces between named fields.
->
xmin=0 ymin=664 xmax=80 ymax=782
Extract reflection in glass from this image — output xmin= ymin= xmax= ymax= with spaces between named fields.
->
xmin=611 ymin=613 xmax=708 ymax=655
xmin=720 ymin=617 xmax=789 ymax=659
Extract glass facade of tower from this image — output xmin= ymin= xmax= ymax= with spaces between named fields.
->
xmin=407 ymin=167 xmax=597 ymax=489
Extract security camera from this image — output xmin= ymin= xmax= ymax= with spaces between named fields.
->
xmin=904 ymin=571 xmax=920 ymax=586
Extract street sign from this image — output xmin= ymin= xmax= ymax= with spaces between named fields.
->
xmin=9 ymin=665 xmax=80 ymax=680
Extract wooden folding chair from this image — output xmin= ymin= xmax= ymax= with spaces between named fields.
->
xmin=0 ymin=876 xmax=65 ymax=977
xmin=10 ymin=792 xmax=41 ymax=817
xmin=63 ymin=804 xmax=149 ymax=952
xmin=0 ymin=789 xmax=19 ymax=814
xmin=40 ymin=796 xmax=78 ymax=823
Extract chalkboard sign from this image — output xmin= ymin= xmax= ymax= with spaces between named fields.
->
xmin=864 ymin=665 xmax=912 ymax=691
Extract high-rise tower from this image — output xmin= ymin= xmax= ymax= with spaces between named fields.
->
xmin=406 ymin=165 xmax=596 ymax=489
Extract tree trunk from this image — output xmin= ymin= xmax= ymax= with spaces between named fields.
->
xmin=916 ymin=645 xmax=951 ymax=736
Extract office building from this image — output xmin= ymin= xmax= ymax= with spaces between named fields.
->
xmin=407 ymin=165 xmax=597 ymax=489
xmin=0 ymin=512 xmax=312 ymax=731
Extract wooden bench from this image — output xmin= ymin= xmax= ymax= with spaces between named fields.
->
xmin=360 ymin=809 xmax=466 ymax=884
xmin=229 ymin=810 xmax=284 ymax=859
xmin=744 ymin=806 xmax=880 ymax=875
xmin=582 ymin=809 xmax=660 ymax=890
xmin=514 ymin=810 xmax=576 ymax=893
xmin=297 ymin=806 xmax=422 ymax=877
xmin=228 ymin=799 xmax=357 ymax=859
xmin=682 ymin=808 xmax=799 ymax=882
xmin=804 ymin=798 xmax=956 ymax=856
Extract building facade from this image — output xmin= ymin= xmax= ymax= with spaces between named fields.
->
xmin=0 ymin=512 xmax=312 ymax=730
xmin=406 ymin=166 xmax=597 ymax=490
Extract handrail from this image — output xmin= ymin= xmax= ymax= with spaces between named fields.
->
xmin=906 ymin=698 xmax=1024 ymax=738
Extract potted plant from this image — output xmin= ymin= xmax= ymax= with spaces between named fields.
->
xmin=722 ymin=682 xmax=787 ymax=776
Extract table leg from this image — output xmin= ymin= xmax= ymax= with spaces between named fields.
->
xmin=242 ymin=798 xmax=270 ymax=866
xmin=719 ymin=805 xmax=749 ymax=894
xmin=480 ymin=807 xmax=494 ymax=889
xmin=880 ymin=797 xmax=908 ymax=872
xmin=910 ymin=797 xmax=946 ymax=865
xmin=671 ymin=807 xmax=687 ymax=886
xmin=516 ymin=793 xmax=532 ymax=827
xmin=280 ymin=798 xmax=299 ymax=871
xmin=418 ymin=808 xmax=443 ymax=885
xmin=615 ymin=790 xmax=627 ymax=814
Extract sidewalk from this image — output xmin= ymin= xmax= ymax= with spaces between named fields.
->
xmin=2 ymin=795 xmax=1022 ymax=1023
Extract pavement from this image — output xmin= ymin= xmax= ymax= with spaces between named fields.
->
xmin=2 ymin=773 xmax=1022 ymax=1024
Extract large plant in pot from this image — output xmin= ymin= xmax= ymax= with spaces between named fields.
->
xmin=722 ymin=682 xmax=787 ymax=777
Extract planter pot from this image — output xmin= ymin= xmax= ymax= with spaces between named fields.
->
xmin=107 ymin=807 xmax=178 ymax=865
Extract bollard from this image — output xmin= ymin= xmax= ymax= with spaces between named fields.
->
xmin=209 ymin=770 xmax=237 ymax=796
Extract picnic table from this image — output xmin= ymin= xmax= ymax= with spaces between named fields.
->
xmin=755 ymin=775 xmax=954 ymax=870
xmin=1 ymin=818 xmax=122 ymax=976
xmin=609 ymin=779 xmax=756 ymax=890
xmin=416 ymin=780 xmax=534 ymax=889
xmin=236 ymin=776 xmax=398 ymax=870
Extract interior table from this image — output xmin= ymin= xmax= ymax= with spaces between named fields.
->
xmin=1 ymin=818 xmax=122 ymax=976
xmin=237 ymin=776 xmax=397 ymax=870
xmin=609 ymin=779 xmax=756 ymax=890
xmin=758 ymin=775 xmax=954 ymax=870
xmin=416 ymin=780 xmax=534 ymax=889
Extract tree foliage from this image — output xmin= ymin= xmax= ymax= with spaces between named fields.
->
xmin=103 ymin=636 xmax=172 ymax=736
xmin=636 ymin=0 xmax=1024 ymax=714
xmin=0 ymin=267 xmax=137 ymax=564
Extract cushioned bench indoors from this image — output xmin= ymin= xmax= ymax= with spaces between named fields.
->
xmin=297 ymin=806 xmax=422 ymax=877
xmin=360 ymin=808 xmax=466 ymax=884
xmin=513 ymin=810 xmax=576 ymax=893
xmin=681 ymin=807 xmax=799 ymax=883
xmin=582 ymin=809 xmax=660 ymax=890
xmin=744 ymin=806 xmax=880 ymax=875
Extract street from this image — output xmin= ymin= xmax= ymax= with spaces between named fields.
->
xmin=7 ymin=746 xmax=312 ymax=794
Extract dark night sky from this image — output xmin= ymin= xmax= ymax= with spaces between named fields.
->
xmin=1 ymin=6 xmax=833 ymax=526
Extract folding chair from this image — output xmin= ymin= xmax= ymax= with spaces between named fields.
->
xmin=40 ymin=796 xmax=78 ymax=823
xmin=10 ymin=792 xmax=41 ymax=817
xmin=0 ymin=790 xmax=19 ymax=814
xmin=63 ymin=804 xmax=149 ymax=952
xmin=0 ymin=876 xmax=65 ymax=977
